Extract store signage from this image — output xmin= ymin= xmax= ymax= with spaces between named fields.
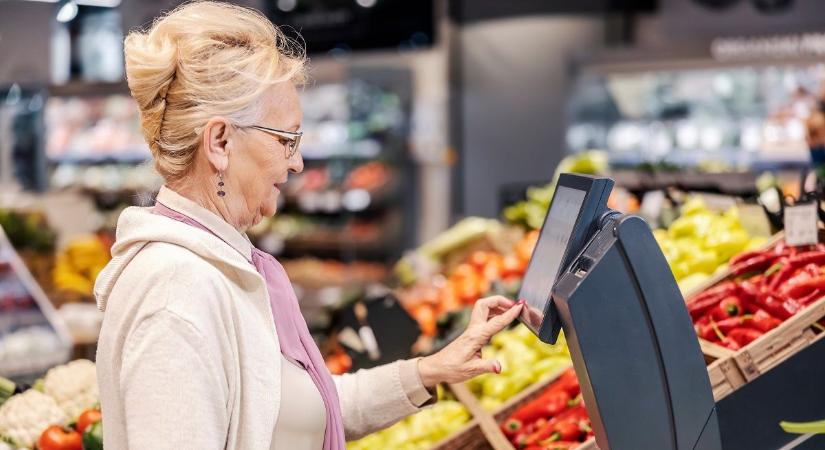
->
xmin=784 ymin=202 xmax=819 ymax=246
xmin=711 ymin=32 xmax=825 ymax=61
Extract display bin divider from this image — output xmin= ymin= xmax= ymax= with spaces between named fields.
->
xmin=448 ymin=382 xmax=513 ymax=450
xmin=706 ymin=356 xmax=746 ymax=401
xmin=430 ymin=418 xmax=489 ymax=450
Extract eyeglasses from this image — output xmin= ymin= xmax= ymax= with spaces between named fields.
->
xmin=245 ymin=125 xmax=303 ymax=160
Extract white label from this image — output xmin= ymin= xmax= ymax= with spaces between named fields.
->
xmin=784 ymin=203 xmax=819 ymax=246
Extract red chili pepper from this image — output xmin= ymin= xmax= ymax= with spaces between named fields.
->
xmin=804 ymin=263 xmax=822 ymax=277
xmin=787 ymin=251 xmax=825 ymax=267
xmin=728 ymin=328 xmax=764 ymax=346
xmin=543 ymin=368 xmax=580 ymax=398
xmin=750 ymin=309 xmax=782 ymax=332
xmin=715 ymin=316 xmax=754 ymax=334
xmin=768 ymin=262 xmax=795 ymax=291
xmin=730 ymin=250 xmax=768 ymax=266
xmin=695 ymin=314 xmax=711 ymax=326
xmin=698 ymin=322 xmax=722 ymax=342
xmin=720 ymin=336 xmax=741 ymax=350
xmin=796 ymin=289 xmax=823 ymax=306
xmin=687 ymin=293 xmax=727 ymax=321
xmin=755 ymin=295 xmax=798 ymax=320
xmin=688 ymin=281 xmax=738 ymax=304
xmin=783 ymin=276 xmax=825 ymax=300
xmin=710 ymin=296 xmax=743 ymax=320
xmin=732 ymin=254 xmax=778 ymax=276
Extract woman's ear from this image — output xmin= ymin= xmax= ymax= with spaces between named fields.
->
xmin=202 ymin=117 xmax=233 ymax=172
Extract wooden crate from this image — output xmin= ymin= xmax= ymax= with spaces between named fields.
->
xmin=448 ymin=364 xmax=596 ymax=450
xmin=684 ymin=231 xmax=825 ymax=378
xmin=732 ymin=295 xmax=825 ymax=381
xmin=432 ymin=419 xmax=491 ymax=450
xmin=706 ymin=356 xmax=746 ymax=401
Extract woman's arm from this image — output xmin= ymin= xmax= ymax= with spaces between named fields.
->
xmin=120 ymin=310 xmax=229 ymax=449
xmin=332 ymin=358 xmax=432 ymax=440
xmin=334 ymin=296 xmax=523 ymax=440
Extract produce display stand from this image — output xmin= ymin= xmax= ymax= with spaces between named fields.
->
xmin=683 ymin=231 xmax=825 ymax=400
xmin=0 ymin=227 xmax=71 ymax=379
xmin=437 ymin=365 xmax=597 ymax=450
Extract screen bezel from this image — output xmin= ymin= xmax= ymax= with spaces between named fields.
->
xmin=517 ymin=174 xmax=613 ymax=339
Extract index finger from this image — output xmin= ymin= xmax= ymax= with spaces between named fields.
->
xmin=480 ymin=302 xmax=523 ymax=339
xmin=469 ymin=296 xmax=515 ymax=326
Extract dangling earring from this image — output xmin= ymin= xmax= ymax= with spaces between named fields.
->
xmin=217 ymin=172 xmax=226 ymax=197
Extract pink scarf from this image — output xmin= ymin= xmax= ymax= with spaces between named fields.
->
xmin=152 ymin=202 xmax=345 ymax=450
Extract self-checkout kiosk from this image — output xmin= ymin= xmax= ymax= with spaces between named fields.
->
xmin=518 ymin=173 xmax=722 ymax=450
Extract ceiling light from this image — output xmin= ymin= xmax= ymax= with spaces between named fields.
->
xmin=56 ymin=1 xmax=78 ymax=23
xmin=277 ymin=0 xmax=296 ymax=12
xmin=21 ymin=0 xmax=121 ymax=6
xmin=356 ymin=0 xmax=377 ymax=8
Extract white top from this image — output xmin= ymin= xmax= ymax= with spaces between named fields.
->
xmin=94 ymin=186 xmax=434 ymax=449
xmin=272 ymin=356 xmax=326 ymax=450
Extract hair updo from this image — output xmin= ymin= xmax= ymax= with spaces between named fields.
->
xmin=124 ymin=1 xmax=306 ymax=182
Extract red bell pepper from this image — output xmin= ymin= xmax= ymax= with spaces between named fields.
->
xmin=544 ymin=368 xmax=580 ymax=398
xmin=545 ymin=419 xmax=583 ymax=442
xmin=750 ymin=309 xmax=782 ymax=332
xmin=525 ymin=406 xmax=588 ymax=445
xmin=728 ymin=328 xmax=764 ymax=346
xmin=710 ymin=296 xmax=744 ymax=320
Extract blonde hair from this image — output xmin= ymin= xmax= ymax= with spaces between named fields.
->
xmin=124 ymin=1 xmax=306 ymax=182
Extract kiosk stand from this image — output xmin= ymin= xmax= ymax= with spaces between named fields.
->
xmin=518 ymin=173 xmax=722 ymax=450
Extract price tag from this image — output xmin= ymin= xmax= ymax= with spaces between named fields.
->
xmin=738 ymin=204 xmax=773 ymax=238
xmin=784 ymin=203 xmax=819 ymax=246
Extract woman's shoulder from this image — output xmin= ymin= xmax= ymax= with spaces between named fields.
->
xmin=112 ymin=242 xmax=240 ymax=325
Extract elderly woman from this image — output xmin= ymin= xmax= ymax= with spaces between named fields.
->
xmin=94 ymin=2 xmax=524 ymax=449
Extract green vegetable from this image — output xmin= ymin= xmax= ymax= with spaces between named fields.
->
xmin=82 ymin=421 xmax=103 ymax=450
xmin=780 ymin=419 xmax=825 ymax=434
xmin=0 ymin=378 xmax=14 ymax=409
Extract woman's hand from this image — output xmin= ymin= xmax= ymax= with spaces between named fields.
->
xmin=417 ymin=296 xmax=524 ymax=387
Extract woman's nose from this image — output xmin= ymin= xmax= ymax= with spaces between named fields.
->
xmin=288 ymin=154 xmax=304 ymax=174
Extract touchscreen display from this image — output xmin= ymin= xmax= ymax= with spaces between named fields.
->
xmin=519 ymin=186 xmax=587 ymax=333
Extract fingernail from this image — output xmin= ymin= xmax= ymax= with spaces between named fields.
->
xmin=493 ymin=360 xmax=501 ymax=374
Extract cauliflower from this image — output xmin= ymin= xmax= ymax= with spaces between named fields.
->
xmin=0 ymin=390 xmax=67 ymax=449
xmin=43 ymin=359 xmax=98 ymax=420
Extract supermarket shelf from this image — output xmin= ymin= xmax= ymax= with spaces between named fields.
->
xmin=48 ymin=153 xmax=150 ymax=165
xmin=49 ymin=80 xmax=130 ymax=97
xmin=0 ymin=347 xmax=71 ymax=379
